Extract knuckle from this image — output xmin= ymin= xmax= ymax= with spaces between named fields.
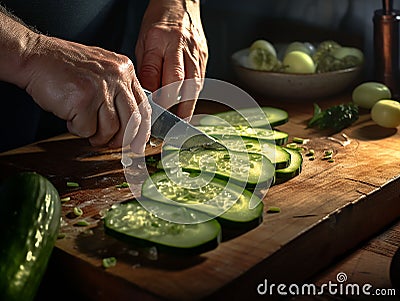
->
xmin=140 ymin=63 xmax=161 ymax=77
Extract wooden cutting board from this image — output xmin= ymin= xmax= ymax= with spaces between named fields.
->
xmin=1 ymin=95 xmax=400 ymax=301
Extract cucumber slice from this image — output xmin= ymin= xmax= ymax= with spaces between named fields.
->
xmin=275 ymin=148 xmax=303 ymax=184
xmin=212 ymin=135 xmax=290 ymax=169
xmin=199 ymin=107 xmax=289 ymax=128
xmin=104 ymin=200 xmax=221 ymax=255
xmin=196 ymin=125 xmax=289 ymax=145
xmin=158 ymin=148 xmax=275 ymax=188
xmin=142 ymin=171 xmax=264 ymax=227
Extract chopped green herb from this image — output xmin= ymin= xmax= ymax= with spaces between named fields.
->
xmin=60 ymin=196 xmax=71 ymax=203
xmin=308 ymin=102 xmax=359 ymax=132
xmin=116 ymin=182 xmax=129 ymax=188
xmin=67 ymin=181 xmax=79 ymax=188
xmin=309 ymin=156 xmax=315 ymax=161
xmin=75 ymin=220 xmax=89 ymax=227
xmin=73 ymin=207 xmax=83 ymax=217
xmin=328 ymin=158 xmax=335 ymax=163
xmin=324 ymin=149 xmax=334 ymax=156
xmin=267 ymin=206 xmax=281 ymax=213
xmin=102 ymin=257 xmax=117 ymax=268
xmin=322 ymin=155 xmax=333 ymax=160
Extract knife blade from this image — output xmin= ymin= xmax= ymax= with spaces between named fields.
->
xmin=143 ymin=89 xmax=226 ymax=150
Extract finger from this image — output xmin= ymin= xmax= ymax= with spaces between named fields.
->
xmin=154 ymin=46 xmax=185 ymax=110
xmin=176 ymin=85 xmax=198 ymax=121
xmin=89 ymin=100 xmax=119 ymax=147
xmin=66 ymin=104 xmax=98 ymax=139
xmin=138 ymin=48 xmax=163 ymax=92
xmin=152 ymin=79 xmax=183 ymax=111
xmin=176 ymin=52 xmax=203 ymax=120
xmin=107 ymin=90 xmax=137 ymax=148
xmin=129 ymin=86 xmax=152 ymax=154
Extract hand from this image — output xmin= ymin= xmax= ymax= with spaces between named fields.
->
xmin=135 ymin=0 xmax=208 ymax=120
xmin=24 ymin=35 xmax=151 ymax=153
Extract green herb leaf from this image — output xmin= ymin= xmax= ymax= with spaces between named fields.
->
xmin=307 ymin=102 xmax=359 ymax=132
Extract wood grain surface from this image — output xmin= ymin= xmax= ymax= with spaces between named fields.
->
xmin=1 ymin=93 xmax=400 ymax=301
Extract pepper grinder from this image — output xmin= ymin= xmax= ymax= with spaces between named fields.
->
xmin=373 ymin=0 xmax=400 ymax=99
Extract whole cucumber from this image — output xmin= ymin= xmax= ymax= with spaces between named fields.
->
xmin=0 ymin=172 xmax=61 ymax=301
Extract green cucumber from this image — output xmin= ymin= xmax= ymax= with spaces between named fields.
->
xmin=142 ymin=171 xmax=264 ymax=228
xmin=275 ymin=148 xmax=303 ymax=183
xmin=0 ymin=172 xmax=61 ymax=301
xmin=199 ymin=107 xmax=289 ymax=128
xmin=196 ymin=125 xmax=289 ymax=145
xmin=104 ymin=200 xmax=221 ymax=255
xmin=212 ymin=135 xmax=290 ymax=169
xmin=158 ymin=148 xmax=275 ymax=188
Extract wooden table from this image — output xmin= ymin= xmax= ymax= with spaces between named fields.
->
xmin=1 ymin=92 xmax=400 ymax=301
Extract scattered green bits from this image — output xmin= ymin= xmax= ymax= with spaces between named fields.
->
xmin=292 ymin=137 xmax=309 ymax=144
xmin=305 ymin=149 xmax=315 ymax=157
xmin=102 ymin=257 xmax=117 ymax=268
xmin=146 ymin=156 xmax=157 ymax=163
xmin=267 ymin=206 xmax=281 ymax=214
xmin=67 ymin=181 xmax=79 ymax=188
xmin=57 ymin=233 xmax=66 ymax=239
xmin=286 ymin=142 xmax=298 ymax=149
xmin=60 ymin=196 xmax=71 ymax=203
xmin=116 ymin=182 xmax=130 ymax=188
xmin=75 ymin=220 xmax=89 ymax=227
xmin=285 ymin=142 xmax=302 ymax=151
xmin=73 ymin=207 xmax=83 ymax=217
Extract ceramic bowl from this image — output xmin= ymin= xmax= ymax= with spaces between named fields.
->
xmin=231 ymin=48 xmax=363 ymax=100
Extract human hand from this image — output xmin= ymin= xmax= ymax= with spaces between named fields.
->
xmin=24 ymin=35 xmax=151 ymax=153
xmin=135 ymin=0 xmax=208 ymax=120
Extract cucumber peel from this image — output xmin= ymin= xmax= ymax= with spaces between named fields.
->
xmin=275 ymin=148 xmax=303 ymax=184
xmin=158 ymin=148 xmax=275 ymax=188
xmin=0 ymin=172 xmax=61 ymax=301
xmin=199 ymin=107 xmax=289 ymax=128
xmin=104 ymin=199 xmax=221 ymax=255
xmin=196 ymin=125 xmax=289 ymax=146
xmin=141 ymin=171 xmax=264 ymax=227
xmin=212 ymin=135 xmax=291 ymax=169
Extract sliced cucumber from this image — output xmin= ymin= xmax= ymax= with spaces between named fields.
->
xmin=275 ymin=148 xmax=303 ymax=184
xmin=142 ymin=171 xmax=264 ymax=227
xmin=212 ymin=135 xmax=290 ymax=169
xmin=196 ymin=125 xmax=289 ymax=145
xmin=104 ymin=200 xmax=221 ymax=255
xmin=158 ymin=147 xmax=275 ymax=188
xmin=199 ymin=107 xmax=289 ymax=128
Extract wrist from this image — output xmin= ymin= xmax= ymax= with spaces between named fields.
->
xmin=145 ymin=0 xmax=201 ymax=27
xmin=0 ymin=9 xmax=43 ymax=89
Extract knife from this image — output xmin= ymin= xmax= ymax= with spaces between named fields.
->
xmin=143 ymin=89 xmax=226 ymax=150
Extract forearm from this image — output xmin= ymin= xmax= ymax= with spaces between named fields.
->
xmin=0 ymin=6 xmax=40 ymax=89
